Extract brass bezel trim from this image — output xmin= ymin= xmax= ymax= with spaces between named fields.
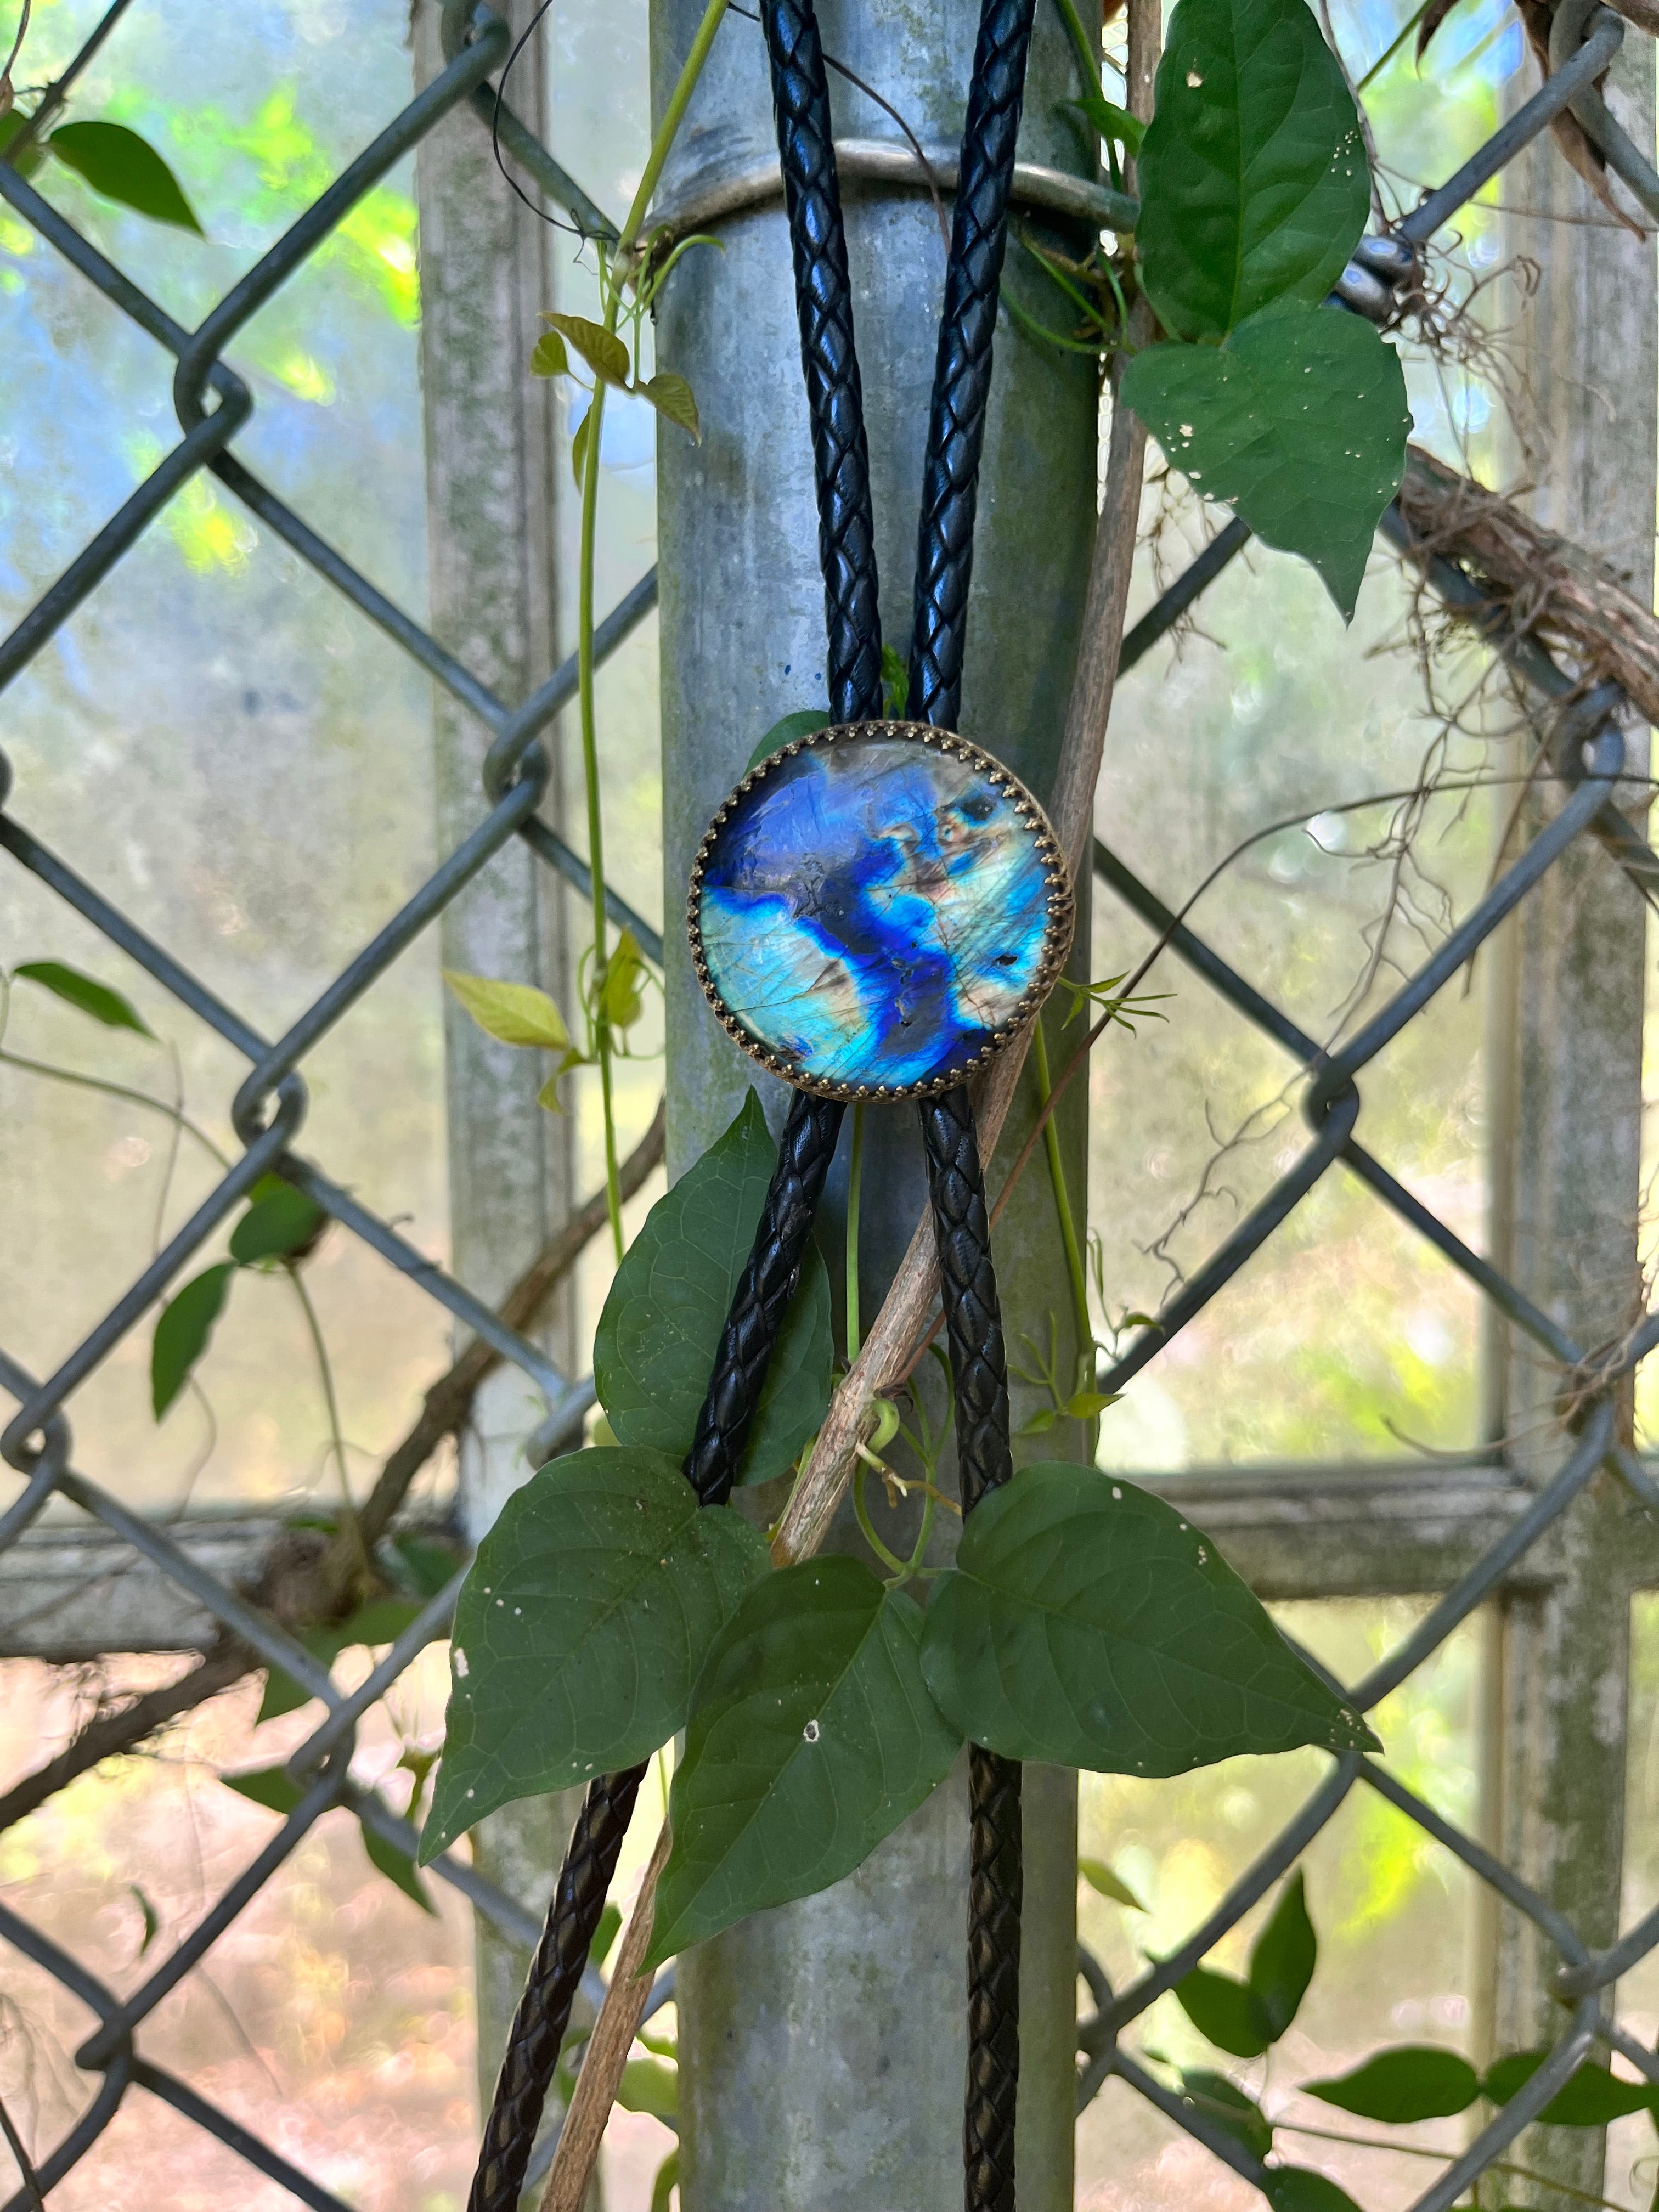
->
xmin=686 ymin=719 xmax=1076 ymax=1103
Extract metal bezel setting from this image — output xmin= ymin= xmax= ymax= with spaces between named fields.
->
xmin=686 ymin=719 xmax=1076 ymax=1102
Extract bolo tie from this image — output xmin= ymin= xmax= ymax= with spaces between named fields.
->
xmin=469 ymin=3 xmax=1071 ymax=2208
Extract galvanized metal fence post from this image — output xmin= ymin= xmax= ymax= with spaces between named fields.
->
xmin=411 ymin=10 xmax=595 ymax=2182
xmin=13 ymin=2 xmax=1659 ymax=2204
xmin=649 ymin=3 xmax=1097 ymax=2203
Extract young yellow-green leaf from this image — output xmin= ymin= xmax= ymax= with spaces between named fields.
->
xmin=1136 ymin=0 xmax=1369 ymax=338
xmin=617 ymin=2057 xmax=679 ymax=2124
xmin=14 ymin=959 xmax=154 ymax=1036
xmin=646 ymin=1557 xmax=963 ymax=1967
xmin=1249 ymin=1869 xmax=1316 ymax=2040
xmin=599 ymin=927 xmax=647 ymax=1031
xmin=1120 ymin=299 xmax=1410 ymax=618
xmin=544 ymin=311 xmax=630 ymax=386
xmin=151 ymin=1262 xmax=236 ymax=1418
xmin=594 ymin=1091 xmax=835 ymax=1485
xmin=1482 ymin=2050 xmax=1657 ymax=2126
xmin=1064 ymin=1390 xmax=1120 ymax=1420
xmin=420 ymin=1447 xmax=770 ymax=1861
xmin=1304 ymin=2046 xmax=1481 ymax=2124
xmin=1173 ymin=1962 xmax=1272 ymax=2057
xmin=1079 ymin=1856 xmax=1144 ymax=1910
xmin=535 ymin=1052 xmax=587 ymax=1114
xmin=531 ymin=328 xmax=571 ymax=378
xmin=650 ymin=2149 xmax=680 ymax=2212
xmin=747 ymin=708 xmax=831 ymax=771
xmin=360 ymin=1817 xmax=437 ymax=1914
xmin=229 ymin=1182 xmax=325 ymax=1265
xmin=49 ymin=120 xmax=204 ymax=235
xmin=639 ymin=370 xmax=701 ymax=441
xmin=571 ymin=407 xmax=594 ymax=492
xmin=443 ymin=968 xmax=572 ymax=1051
xmin=1181 ymin=2069 xmax=1272 ymax=2159
xmin=1263 ymin=2170 xmax=1363 ymax=2212
xmin=919 ymin=1462 xmax=1379 ymax=1772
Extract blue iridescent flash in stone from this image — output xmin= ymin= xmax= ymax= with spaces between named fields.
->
xmin=691 ymin=727 xmax=1069 ymax=1096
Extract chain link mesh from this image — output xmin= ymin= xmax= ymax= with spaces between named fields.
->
xmin=2 ymin=2 xmax=1657 ymax=2204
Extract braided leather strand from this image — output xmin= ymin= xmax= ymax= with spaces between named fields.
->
xmin=920 ymin=1085 xmax=1013 ymax=1511
xmin=685 ymin=1088 xmax=847 ymax=1503
xmin=907 ymin=0 xmax=1039 ymax=730
xmin=761 ymin=0 xmax=884 ymax=724
xmin=966 ymin=1746 xmax=1023 ymax=2212
xmin=467 ymin=1762 xmax=644 ymax=2212
xmin=921 ymin=1083 xmax=1021 ymax=2212
xmin=467 ymin=1090 xmax=844 ymax=2209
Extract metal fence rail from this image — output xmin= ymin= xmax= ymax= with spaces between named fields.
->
xmin=2 ymin=0 xmax=1657 ymax=2204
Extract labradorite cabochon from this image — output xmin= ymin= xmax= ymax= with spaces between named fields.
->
xmin=690 ymin=725 xmax=1072 ymax=1098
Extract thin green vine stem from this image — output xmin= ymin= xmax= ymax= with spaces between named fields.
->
xmin=1356 ymin=0 xmax=1437 ymax=87
xmin=573 ymin=0 xmax=730 ymax=1264
xmin=0 ymin=1046 xmax=232 ymax=1169
xmin=287 ymin=1265 xmax=365 ymax=1578
xmin=618 ymin=0 xmax=729 ymax=258
xmin=1272 ymin=2118 xmax=1633 ymax=2211
xmin=1053 ymin=0 xmax=1101 ymax=87
xmin=853 ymin=1460 xmax=909 ymax=1578
xmin=845 ymin=1099 xmax=865 ymax=1363
xmin=573 ymin=369 xmax=624 ymax=1263
xmin=1029 ymin=1014 xmax=1094 ymax=1388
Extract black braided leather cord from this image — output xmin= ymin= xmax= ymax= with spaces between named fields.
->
xmin=685 ymin=1087 xmax=847 ymax=1503
xmin=467 ymin=1762 xmax=644 ymax=2212
xmin=761 ymin=0 xmax=884 ymax=724
xmin=467 ymin=1089 xmax=845 ymax=2212
xmin=907 ymin=0 xmax=1039 ymax=730
xmin=920 ymin=1084 xmax=1014 ymax=1511
xmin=966 ymin=1747 xmax=1022 ymax=2212
xmin=922 ymin=1082 xmax=1021 ymax=2212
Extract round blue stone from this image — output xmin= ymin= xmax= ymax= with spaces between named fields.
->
xmin=691 ymin=726 xmax=1069 ymax=1096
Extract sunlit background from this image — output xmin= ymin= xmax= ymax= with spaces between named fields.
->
xmin=2 ymin=0 xmax=1656 ymax=2205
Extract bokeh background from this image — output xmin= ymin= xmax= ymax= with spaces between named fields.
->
xmin=3 ymin=0 xmax=1655 ymax=2204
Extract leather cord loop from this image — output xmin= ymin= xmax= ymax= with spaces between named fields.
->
xmin=472 ymin=0 xmax=1036 ymax=2198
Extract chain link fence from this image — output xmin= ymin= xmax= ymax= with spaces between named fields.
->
xmin=2 ymin=0 xmax=1658 ymax=2204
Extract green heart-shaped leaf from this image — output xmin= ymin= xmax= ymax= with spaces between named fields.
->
xmin=420 ymin=1446 xmax=769 ymax=1860
xmin=1120 ymin=300 xmax=1410 ymax=617
xmin=1136 ymin=0 xmax=1369 ymax=338
xmin=595 ymin=1092 xmax=834 ymax=1484
xmin=647 ymin=1556 xmax=962 ymax=1965
xmin=919 ymin=1461 xmax=1379 ymax=1771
